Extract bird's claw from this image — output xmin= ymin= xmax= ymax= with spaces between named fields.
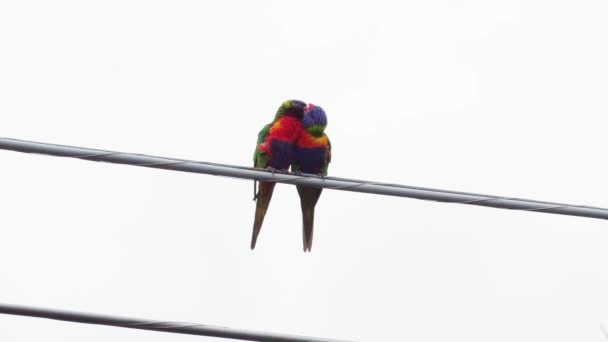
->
xmin=265 ymin=167 xmax=290 ymax=176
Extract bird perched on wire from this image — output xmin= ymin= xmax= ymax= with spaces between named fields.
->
xmin=291 ymin=104 xmax=331 ymax=252
xmin=251 ymin=99 xmax=307 ymax=250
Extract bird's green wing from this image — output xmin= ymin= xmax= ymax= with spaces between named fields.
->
xmin=254 ymin=123 xmax=272 ymax=168
xmin=321 ymin=135 xmax=331 ymax=176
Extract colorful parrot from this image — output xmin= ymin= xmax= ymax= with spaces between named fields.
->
xmin=251 ymin=99 xmax=307 ymax=250
xmin=291 ymin=104 xmax=331 ymax=252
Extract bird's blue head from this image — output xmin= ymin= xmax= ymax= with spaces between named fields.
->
xmin=302 ymin=104 xmax=327 ymax=137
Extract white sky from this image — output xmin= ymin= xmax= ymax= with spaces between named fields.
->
xmin=1 ymin=0 xmax=608 ymax=341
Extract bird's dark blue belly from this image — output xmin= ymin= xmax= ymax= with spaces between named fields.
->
xmin=268 ymin=140 xmax=294 ymax=170
xmin=295 ymin=147 xmax=326 ymax=174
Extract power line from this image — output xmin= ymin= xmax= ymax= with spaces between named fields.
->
xmin=1 ymin=137 xmax=607 ymax=221
xmin=0 ymin=303 xmax=351 ymax=342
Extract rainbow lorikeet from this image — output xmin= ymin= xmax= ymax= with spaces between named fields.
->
xmin=291 ymin=104 xmax=331 ymax=252
xmin=251 ymin=99 xmax=307 ymax=250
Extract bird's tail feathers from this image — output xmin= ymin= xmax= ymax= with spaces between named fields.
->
xmin=302 ymin=205 xmax=315 ymax=252
xmin=251 ymin=182 xmax=276 ymax=249
xmin=297 ymin=186 xmax=323 ymax=253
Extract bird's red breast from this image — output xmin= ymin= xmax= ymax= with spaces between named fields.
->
xmin=257 ymin=116 xmax=302 ymax=155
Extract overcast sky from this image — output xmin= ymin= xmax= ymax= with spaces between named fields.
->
xmin=1 ymin=1 xmax=608 ymax=341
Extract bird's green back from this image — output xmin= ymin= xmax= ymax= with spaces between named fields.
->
xmin=253 ymin=123 xmax=273 ymax=168
xmin=253 ymin=123 xmax=271 ymax=166
xmin=321 ymin=135 xmax=331 ymax=176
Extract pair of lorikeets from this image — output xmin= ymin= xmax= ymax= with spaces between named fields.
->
xmin=251 ymin=100 xmax=331 ymax=252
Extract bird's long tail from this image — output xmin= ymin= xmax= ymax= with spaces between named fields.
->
xmin=251 ymin=181 xmax=276 ymax=249
xmin=297 ymin=186 xmax=323 ymax=252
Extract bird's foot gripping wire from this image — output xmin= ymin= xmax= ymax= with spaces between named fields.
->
xmin=266 ymin=166 xmax=291 ymax=175
xmin=254 ymin=167 xmax=285 ymax=201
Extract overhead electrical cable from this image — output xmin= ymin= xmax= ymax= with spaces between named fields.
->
xmin=0 ymin=303 xmax=351 ymax=342
xmin=1 ymin=137 xmax=607 ymax=221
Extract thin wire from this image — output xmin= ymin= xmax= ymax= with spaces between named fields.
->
xmin=452 ymin=197 xmax=496 ymax=204
xmin=1 ymin=137 xmax=608 ymax=221
xmin=0 ymin=303 xmax=351 ymax=342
